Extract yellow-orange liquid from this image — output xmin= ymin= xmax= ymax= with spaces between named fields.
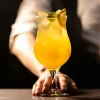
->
xmin=34 ymin=19 xmax=71 ymax=71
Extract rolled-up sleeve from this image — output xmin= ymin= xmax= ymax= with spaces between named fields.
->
xmin=9 ymin=0 xmax=52 ymax=50
xmin=77 ymin=0 xmax=100 ymax=62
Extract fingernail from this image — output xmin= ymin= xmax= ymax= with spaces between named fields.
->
xmin=72 ymin=83 xmax=78 ymax=89
xmin=32 ymin=92 xmax=35 ymax=95
xmin=35 ymin=90 xmax=40 ymax=95
xmin=32 ymin=89 xmax=35 ymax=95
xmin=61 ymin=86 xmax=67 ymax=92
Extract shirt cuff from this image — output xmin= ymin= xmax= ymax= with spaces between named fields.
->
xmin=9 ymin=23 xmax=36 ymax=51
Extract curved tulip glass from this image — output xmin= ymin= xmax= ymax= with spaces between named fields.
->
xmin=34 ymin=9 xmax=71 ymax=97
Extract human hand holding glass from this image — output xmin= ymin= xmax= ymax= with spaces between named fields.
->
xmin=34 ymin=9 xmax=71 ymax=96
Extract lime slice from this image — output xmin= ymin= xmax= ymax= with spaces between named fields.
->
xmin=47 ymin=12 xmax=56 ymax=18
xmin=47 ymin=12 xmax=56 ymax=22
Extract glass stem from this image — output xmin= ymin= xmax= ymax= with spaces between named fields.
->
xmin=50 ymin=70 xmax=58 ymax=90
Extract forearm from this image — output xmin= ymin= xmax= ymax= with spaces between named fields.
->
xmin=11 ymin=33 xmax=47 ymax=77
xmin=9 ymin=0 xmax=52 ymax=77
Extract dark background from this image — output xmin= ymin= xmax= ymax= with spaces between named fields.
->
xmin=0 ymin=0 xmax=100 ymax=89
xmin=0 ymin=0 xmax=36 ymax=88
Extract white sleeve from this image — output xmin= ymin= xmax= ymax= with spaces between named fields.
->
xmin=9 ymin=0 xmax=52 ymax=49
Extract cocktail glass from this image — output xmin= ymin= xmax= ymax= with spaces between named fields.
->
xmin=34 ymin=9 xmax=71 ymax=97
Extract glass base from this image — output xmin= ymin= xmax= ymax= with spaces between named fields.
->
xmin=40 ymin=89 xmax=69 ymax=97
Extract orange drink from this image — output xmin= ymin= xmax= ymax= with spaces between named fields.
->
xmin=34 ymin=8 xmax=71 ymax=97
xmin=34 ymin=9 xmax=71 ymax=71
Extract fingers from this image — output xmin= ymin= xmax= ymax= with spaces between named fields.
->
xmin=32 ymin=72 xmax=78 ymax=95
xmin=32 ymin=76 xmax=51 ymax=95
xmin=42 ymin=76 xmax=51 ymax=93
xmin=58 ymin=73 xmax=78 ymax=93
xmin=32 ymin=83 xmax=37 ymax=95
xmin=32 ymin=80 xmax=43 ymax=95
xmin=58 ymin=74 xmax=69 ymax=92
xmin=68 ymin=78 xmax=78 ymax=93
xmin=69 ymin=79 xmax=77 ymax=89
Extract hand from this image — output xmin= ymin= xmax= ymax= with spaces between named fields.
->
xmin=32 ymin=70 xmax=78 ymax=95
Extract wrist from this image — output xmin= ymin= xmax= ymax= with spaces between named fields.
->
xmin=37 ymin=68 xmax=50 ymax=77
